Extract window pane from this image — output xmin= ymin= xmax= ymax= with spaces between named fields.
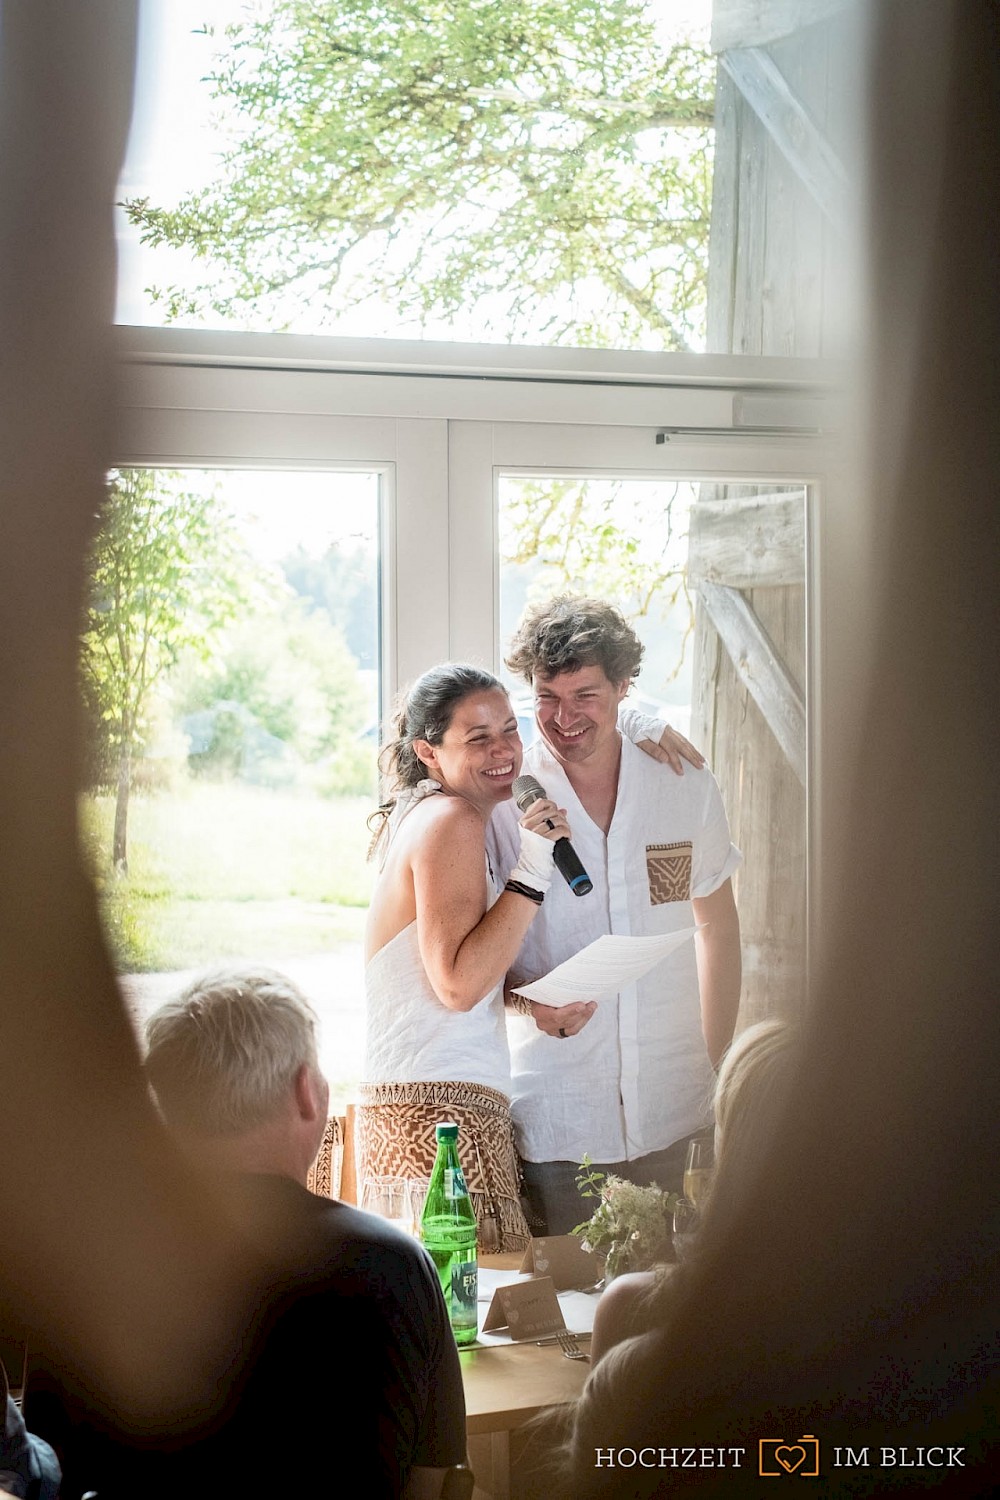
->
xmin=80 ymin=467 xmax=379 ymax=1109
xmin=117 ymin=0 xmax=715 ymax=350
xmin=498 ymin=472 xmax=807 ymax=1027
xmin=119 ymin=2 xmax=861 ymax=359
xmin=499 ymin=476 xmax=698 ymax=737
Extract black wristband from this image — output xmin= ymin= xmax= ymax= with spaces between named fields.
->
xmin=504 ymin=878 xmax=544 ymax=906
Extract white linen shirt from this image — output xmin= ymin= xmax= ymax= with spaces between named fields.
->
xmin=486 ymin=735 xmax=742 ymax=1164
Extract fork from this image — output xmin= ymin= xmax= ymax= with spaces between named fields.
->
xmin=556 ymin=1330 xmax=589 ymax=1361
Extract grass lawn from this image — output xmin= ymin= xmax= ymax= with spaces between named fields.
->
xmin=81 ymin=782 xmax=375 ymax=972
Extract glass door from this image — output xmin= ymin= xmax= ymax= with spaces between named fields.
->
xmin=448 ymin=418 xmax=816 ymax=1028
xmin=82 ymin=463 xmax=384 ymax=1107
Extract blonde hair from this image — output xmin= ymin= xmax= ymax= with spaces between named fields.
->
xmin=144 ymin=966 xmax=319 ymax=1137
xmin=712 ymin=1019 xmax=797 ymax=1184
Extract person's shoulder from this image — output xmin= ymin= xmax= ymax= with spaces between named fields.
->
xmin=315 ymin=1200 xmax=438 ymax=1280
xmin=253 ymin=1178 xmax=421 ymax=1261
xmin=523 ymin=737 xmax=557 ymax=773
xmin=625 ymin=738 xmax=719 ymax=798
xmin=522 ymin=737 xmax=574 ymax=794
xmin=406 ymin=792 xmax=484 ymax=860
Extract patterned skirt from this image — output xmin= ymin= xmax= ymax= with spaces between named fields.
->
xmin=356 ymin=1079 xmax=531 ymax=1253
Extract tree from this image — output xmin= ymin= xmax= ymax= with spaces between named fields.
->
xmin=175 ymin=601 xmax=368 ymax=765
xmin=281 ymin=543 xmax=378 ymax=670
xmin=124 ymin=0 xmax=715 ymax=348
xmin=501 ymin=476 xmax=695 ymax=676
xmin=82 ymin=470 xmax=246 ymax=871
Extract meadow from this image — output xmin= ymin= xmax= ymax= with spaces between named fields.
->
xmin=81 ymin=782 xmax=375 ymax=972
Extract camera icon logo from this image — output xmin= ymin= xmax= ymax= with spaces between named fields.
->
xmin=759 ymin=1435 xmax=821 ymax=1477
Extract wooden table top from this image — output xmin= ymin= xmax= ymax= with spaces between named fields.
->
xmin=461 ymin=1252 xmax=592 ymax=1434
xmin=461 ymin=1338 xmax=589 ymax=1433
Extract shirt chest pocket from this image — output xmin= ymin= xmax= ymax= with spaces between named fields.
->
xmin=645 ymin=842 xmax=693 ymax=904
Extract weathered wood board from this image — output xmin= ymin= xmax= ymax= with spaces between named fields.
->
xmin=689 ymin=5 xmax=856 ymax=1026
xmin=688 ymin=490 xmax=806 ymax=588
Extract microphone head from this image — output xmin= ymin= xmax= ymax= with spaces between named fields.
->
xmin=512 ymin=774 xmax=545 ymax=813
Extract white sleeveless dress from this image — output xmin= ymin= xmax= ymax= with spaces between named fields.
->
xmin=358 ymin=780 xmax=529 ymax=1250
xmin=364 ymin=779 xmax=511 ymax=1091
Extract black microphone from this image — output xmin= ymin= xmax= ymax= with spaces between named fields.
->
xmin=512 ymin=774 xmax=593 ymax=897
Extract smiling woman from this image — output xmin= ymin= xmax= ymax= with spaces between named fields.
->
xmin=357 ymin=663 xmax=572 ymax=1251
xmin=411 ymin=687 xmax=523 ymax=812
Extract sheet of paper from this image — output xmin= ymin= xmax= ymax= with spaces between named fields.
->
xmin=513 ymin=928 xmax=697 ymax=1008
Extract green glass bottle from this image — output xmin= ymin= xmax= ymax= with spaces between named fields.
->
xmin=421 ymin=1121 xmax=479 ymax=1347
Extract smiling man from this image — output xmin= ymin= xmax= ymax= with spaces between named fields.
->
xmin=487 ymin=596 xmax=743 ymax=1235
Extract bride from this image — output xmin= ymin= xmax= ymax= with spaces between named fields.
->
xmin=359 ymin=663 xmax=576 ymax=1250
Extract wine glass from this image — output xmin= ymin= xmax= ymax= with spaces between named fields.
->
xmin=361 ymin=1176 xmax=413 ymax=1234
xmin=407 ymin=1178 xmax=429 ymax=1237
xmin=672 ymin=1196 xmax=700 ymax=1262
xmin=683 ymin=1135 xmax=714 ymax=1211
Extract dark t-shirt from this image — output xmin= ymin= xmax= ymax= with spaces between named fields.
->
xmin=31 ymin=1173 xmax=466 ymax=1498
xmin=228 ymin=1173 xmax=467 ymax=1484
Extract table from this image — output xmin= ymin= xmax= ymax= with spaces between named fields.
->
xmin=461 ymin=1254 xmax=594 ymax=1499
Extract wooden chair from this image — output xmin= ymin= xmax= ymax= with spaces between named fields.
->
xmin=306 ymin=1114 xmax=346 ymax=1200
xmin=339 ymin=1101 xmax=359 ymax=1205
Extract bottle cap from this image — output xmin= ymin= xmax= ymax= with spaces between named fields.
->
xmin=435 ymin=1121 xmax=459 ymax=1141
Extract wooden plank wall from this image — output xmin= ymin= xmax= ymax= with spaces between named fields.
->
xmin=691 ymin=7 xmax=855 ymax=1025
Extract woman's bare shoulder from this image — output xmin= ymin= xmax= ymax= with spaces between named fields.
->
xmin=404 ymin=792 xmax=484 ymax=857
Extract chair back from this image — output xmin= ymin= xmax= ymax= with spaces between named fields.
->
xmin=306 ymin=1114 xmax=345 ymax=1199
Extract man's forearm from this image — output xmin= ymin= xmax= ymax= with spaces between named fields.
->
xmin=694 ymin=898 xmax=742 ymax=1066
xmin=699 ymin=938 xmax=741 ymax=1065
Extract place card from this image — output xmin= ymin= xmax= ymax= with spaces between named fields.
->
xmin=520 ymin=1234 xmax=600 ymax=1290
xmin=481 ymin=1274 xmax=565 ymax=1341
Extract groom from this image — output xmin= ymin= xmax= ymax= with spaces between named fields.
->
xmin=488 ymin=596 xmax=742 ymax=1234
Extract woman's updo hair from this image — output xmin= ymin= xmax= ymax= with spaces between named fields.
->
xmin=367 ymin=663 xmax=507 ymax=852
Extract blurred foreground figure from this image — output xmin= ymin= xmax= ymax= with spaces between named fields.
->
xmin=588 ymin=1020 xmax=797 ymax=1367
xmin=0 ymin=2 xmax=272 ymax=1484
xmin=553 ymin=4 xmax=1000 ymax=1493
xmin=1 ymin=1360 xmax=60 ymax=1500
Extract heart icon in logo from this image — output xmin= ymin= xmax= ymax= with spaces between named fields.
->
xmin=775 ymin=1446 xmax=807 ymax=1473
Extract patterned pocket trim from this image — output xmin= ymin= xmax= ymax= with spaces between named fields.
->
xmin=646 ymin=841 xmax=693 ymax=904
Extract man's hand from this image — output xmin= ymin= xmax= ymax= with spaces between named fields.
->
xmin=637 ymin=724 xmax=706 ymax=775
xmin=526 ymin=999 xmax=597 ymax=1038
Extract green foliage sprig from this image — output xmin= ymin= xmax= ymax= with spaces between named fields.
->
xmin=572 ymin=1155 xmax=680 ymax=1279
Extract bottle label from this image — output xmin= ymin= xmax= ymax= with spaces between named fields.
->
xmin=444 ymin=1166 xmax=469 ymax=1200
xmin=451 ymin=1259 xmax=478 ymax=1322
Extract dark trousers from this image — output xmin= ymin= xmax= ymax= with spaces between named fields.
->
xmin=520 ymin=1130 xmax=703 ymax=1236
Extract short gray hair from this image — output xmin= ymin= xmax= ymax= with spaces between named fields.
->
xmin=144 ymin=966 xmax=320 ymax=1136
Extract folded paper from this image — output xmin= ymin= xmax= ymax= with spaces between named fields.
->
xmin=481 ymin=1274 xmax=565 ymax=1340
xmin=519 ymin=1234 xmax=599 ymax=1290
